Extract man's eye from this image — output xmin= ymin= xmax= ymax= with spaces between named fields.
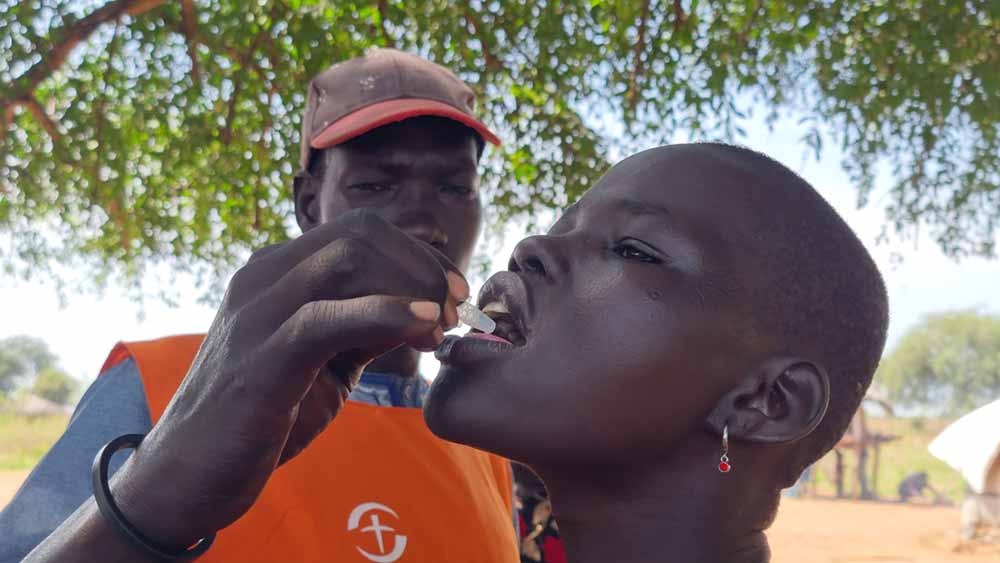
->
xmin=348 ymin=183 xmax=392 ymax=193
xmin=612 ymin=240 xmax=662 ymax=264
xmin=442 ymin=185 xmax=473 ymax=197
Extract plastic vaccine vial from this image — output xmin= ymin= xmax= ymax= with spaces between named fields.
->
xmin=457 ymin=301 xmax=496 ymax=334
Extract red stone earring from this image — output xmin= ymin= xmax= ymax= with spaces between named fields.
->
xmin=719 ymin=424 xmax=732 ymax=473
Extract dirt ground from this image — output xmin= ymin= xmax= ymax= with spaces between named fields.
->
xmin=2 ymin=470 xmax=997 ymax=561
xmin=769 ymin=497 xmax=999 ymax=562
xmin=1 ymin=470 xmax=28 ymax=508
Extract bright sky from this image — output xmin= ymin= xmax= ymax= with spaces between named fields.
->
xmin=3 ymin=108 xmax=999 ymax=386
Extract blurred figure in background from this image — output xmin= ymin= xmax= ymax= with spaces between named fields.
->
xmin=898 ymin=471 xmax=944 ymax=503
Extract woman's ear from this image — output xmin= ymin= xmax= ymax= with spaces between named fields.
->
xmin=707 ymin=358 xmax=830 ymax=444
xmin=293 ymin=173 xmax=321 ymax=232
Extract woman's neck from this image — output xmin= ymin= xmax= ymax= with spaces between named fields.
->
xmin=533 ymin=445 xmax=779 ymax=563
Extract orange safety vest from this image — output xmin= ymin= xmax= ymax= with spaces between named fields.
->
xmin=100 ymin=335 xmax=519 ymax=563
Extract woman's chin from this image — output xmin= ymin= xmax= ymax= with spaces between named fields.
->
xmin=423 ymin=364 xmax=479 ymax=442
xmin=424 ymin=364 xmax=522 ymax=457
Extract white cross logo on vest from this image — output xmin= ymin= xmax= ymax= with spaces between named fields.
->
xmin=348 ymin=502 xmax=409 ymax=563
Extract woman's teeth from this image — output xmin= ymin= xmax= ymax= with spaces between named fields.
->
xmin=481 ymin=301 xmax=509 ymax=315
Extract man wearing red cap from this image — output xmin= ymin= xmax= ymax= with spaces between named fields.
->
xmin=3 ymin=49 xmax=519 ymax=562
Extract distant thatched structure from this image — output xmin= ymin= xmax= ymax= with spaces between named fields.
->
xmin=14 ymin=393 xmax=73 ymax=417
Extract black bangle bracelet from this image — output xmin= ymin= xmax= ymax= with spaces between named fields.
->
xmin=92 ymin=433 xmax=215 ymax=560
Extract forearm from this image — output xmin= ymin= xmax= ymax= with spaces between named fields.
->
xmin=24 ymin=454 xmax=205 ymax=563
xmin=23 ymin=496 xmax=162 ymax=563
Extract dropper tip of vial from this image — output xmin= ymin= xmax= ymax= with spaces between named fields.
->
xmin=457 ymin=301 xmax=496 ymax=334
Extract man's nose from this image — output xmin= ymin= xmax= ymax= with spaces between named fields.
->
xmin=394 ymin=209 xmax=449 ymax=249
xmin=384 ymin=182 xmax=451 ymax=248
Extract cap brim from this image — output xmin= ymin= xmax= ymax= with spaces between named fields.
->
xmin=311 ymin=98 xmax=502 ymax=150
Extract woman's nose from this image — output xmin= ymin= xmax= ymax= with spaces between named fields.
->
xmin=509 ymin=235 xmax=564 ymax=279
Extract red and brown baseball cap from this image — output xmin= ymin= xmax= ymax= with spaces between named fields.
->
xmin=299 ymin=48 xmax=501 ymax=171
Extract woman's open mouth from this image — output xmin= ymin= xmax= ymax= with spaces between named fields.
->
xmin=435 ymin=272 xmax=531 ymax=364
xmin=467 ymin=301 xmax=527 ymax=346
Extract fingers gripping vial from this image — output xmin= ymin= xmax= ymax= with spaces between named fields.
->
xmin=457 ymin=301 xmax=496 ymax=334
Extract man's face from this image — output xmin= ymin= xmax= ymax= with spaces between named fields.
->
xmin=295 ymin=118 xmax=482 ymax=272
xmin=425 ymin=146 xmax=768 ymax=466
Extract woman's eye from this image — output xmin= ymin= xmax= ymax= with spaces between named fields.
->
xmin=442 ymin=185 xmax=473 ymax=197
xmin=613 ymin=241 xmax=662 ymax=264
xmin=348 ymin=183 xmax=391 ymax=193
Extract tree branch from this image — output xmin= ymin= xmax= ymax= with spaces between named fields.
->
xmin=462 ymin=7 xmax=504 ymax=72
xmin=2 ymin=0 xmax=167 ymax=142
xmin=180 ymin=0 xmax=202 ymax=87
xmin=220 ymin=33 xmax=265 ymax=145
xmin=220 ymin=76 xmax=243 ymax=146
xmin=376 ymin=0 xmax=395 ymax=47
xmin=91 ymin=22 xmax=123 ymax=192
xmin=23 ymin=97 xmax=61 ymax=140
xmin=125 ymin=0 xmax=167 ymax=16
xmin=169 ymin=19 xmax=277 ymax=95
xmin=107 ymin=197 xmax=131 ymax=256
xmin=627 ymin=0 xmax=651 ymax=111
xmin=6 ymin=0 xmax=167 ymax=106
xmin=259 ymin=33 xmax=293 ymax=89
xmin=0 ymin=104 xmax=13 ymax=134
xmin=737 ymin=0 xmax=764 ymax=48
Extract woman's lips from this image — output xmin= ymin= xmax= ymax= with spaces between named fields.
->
xmin=464 ymin=332 xmax=513 ymax=345
xmin=435 ymin=334 xmax=516 ymax=366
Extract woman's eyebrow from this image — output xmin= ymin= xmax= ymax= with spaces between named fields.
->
xmin=608 ymin=197 xmax=672 ymax=221
xmin=554 ymin=196 xmax=671 ymax=231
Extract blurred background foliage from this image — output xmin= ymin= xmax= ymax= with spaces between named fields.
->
xmin=1 ymin=0 xmax=998 ymax=297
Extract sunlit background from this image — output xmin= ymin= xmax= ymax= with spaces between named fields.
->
xmin=3 ymin=2 xmax=999 ymax=560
